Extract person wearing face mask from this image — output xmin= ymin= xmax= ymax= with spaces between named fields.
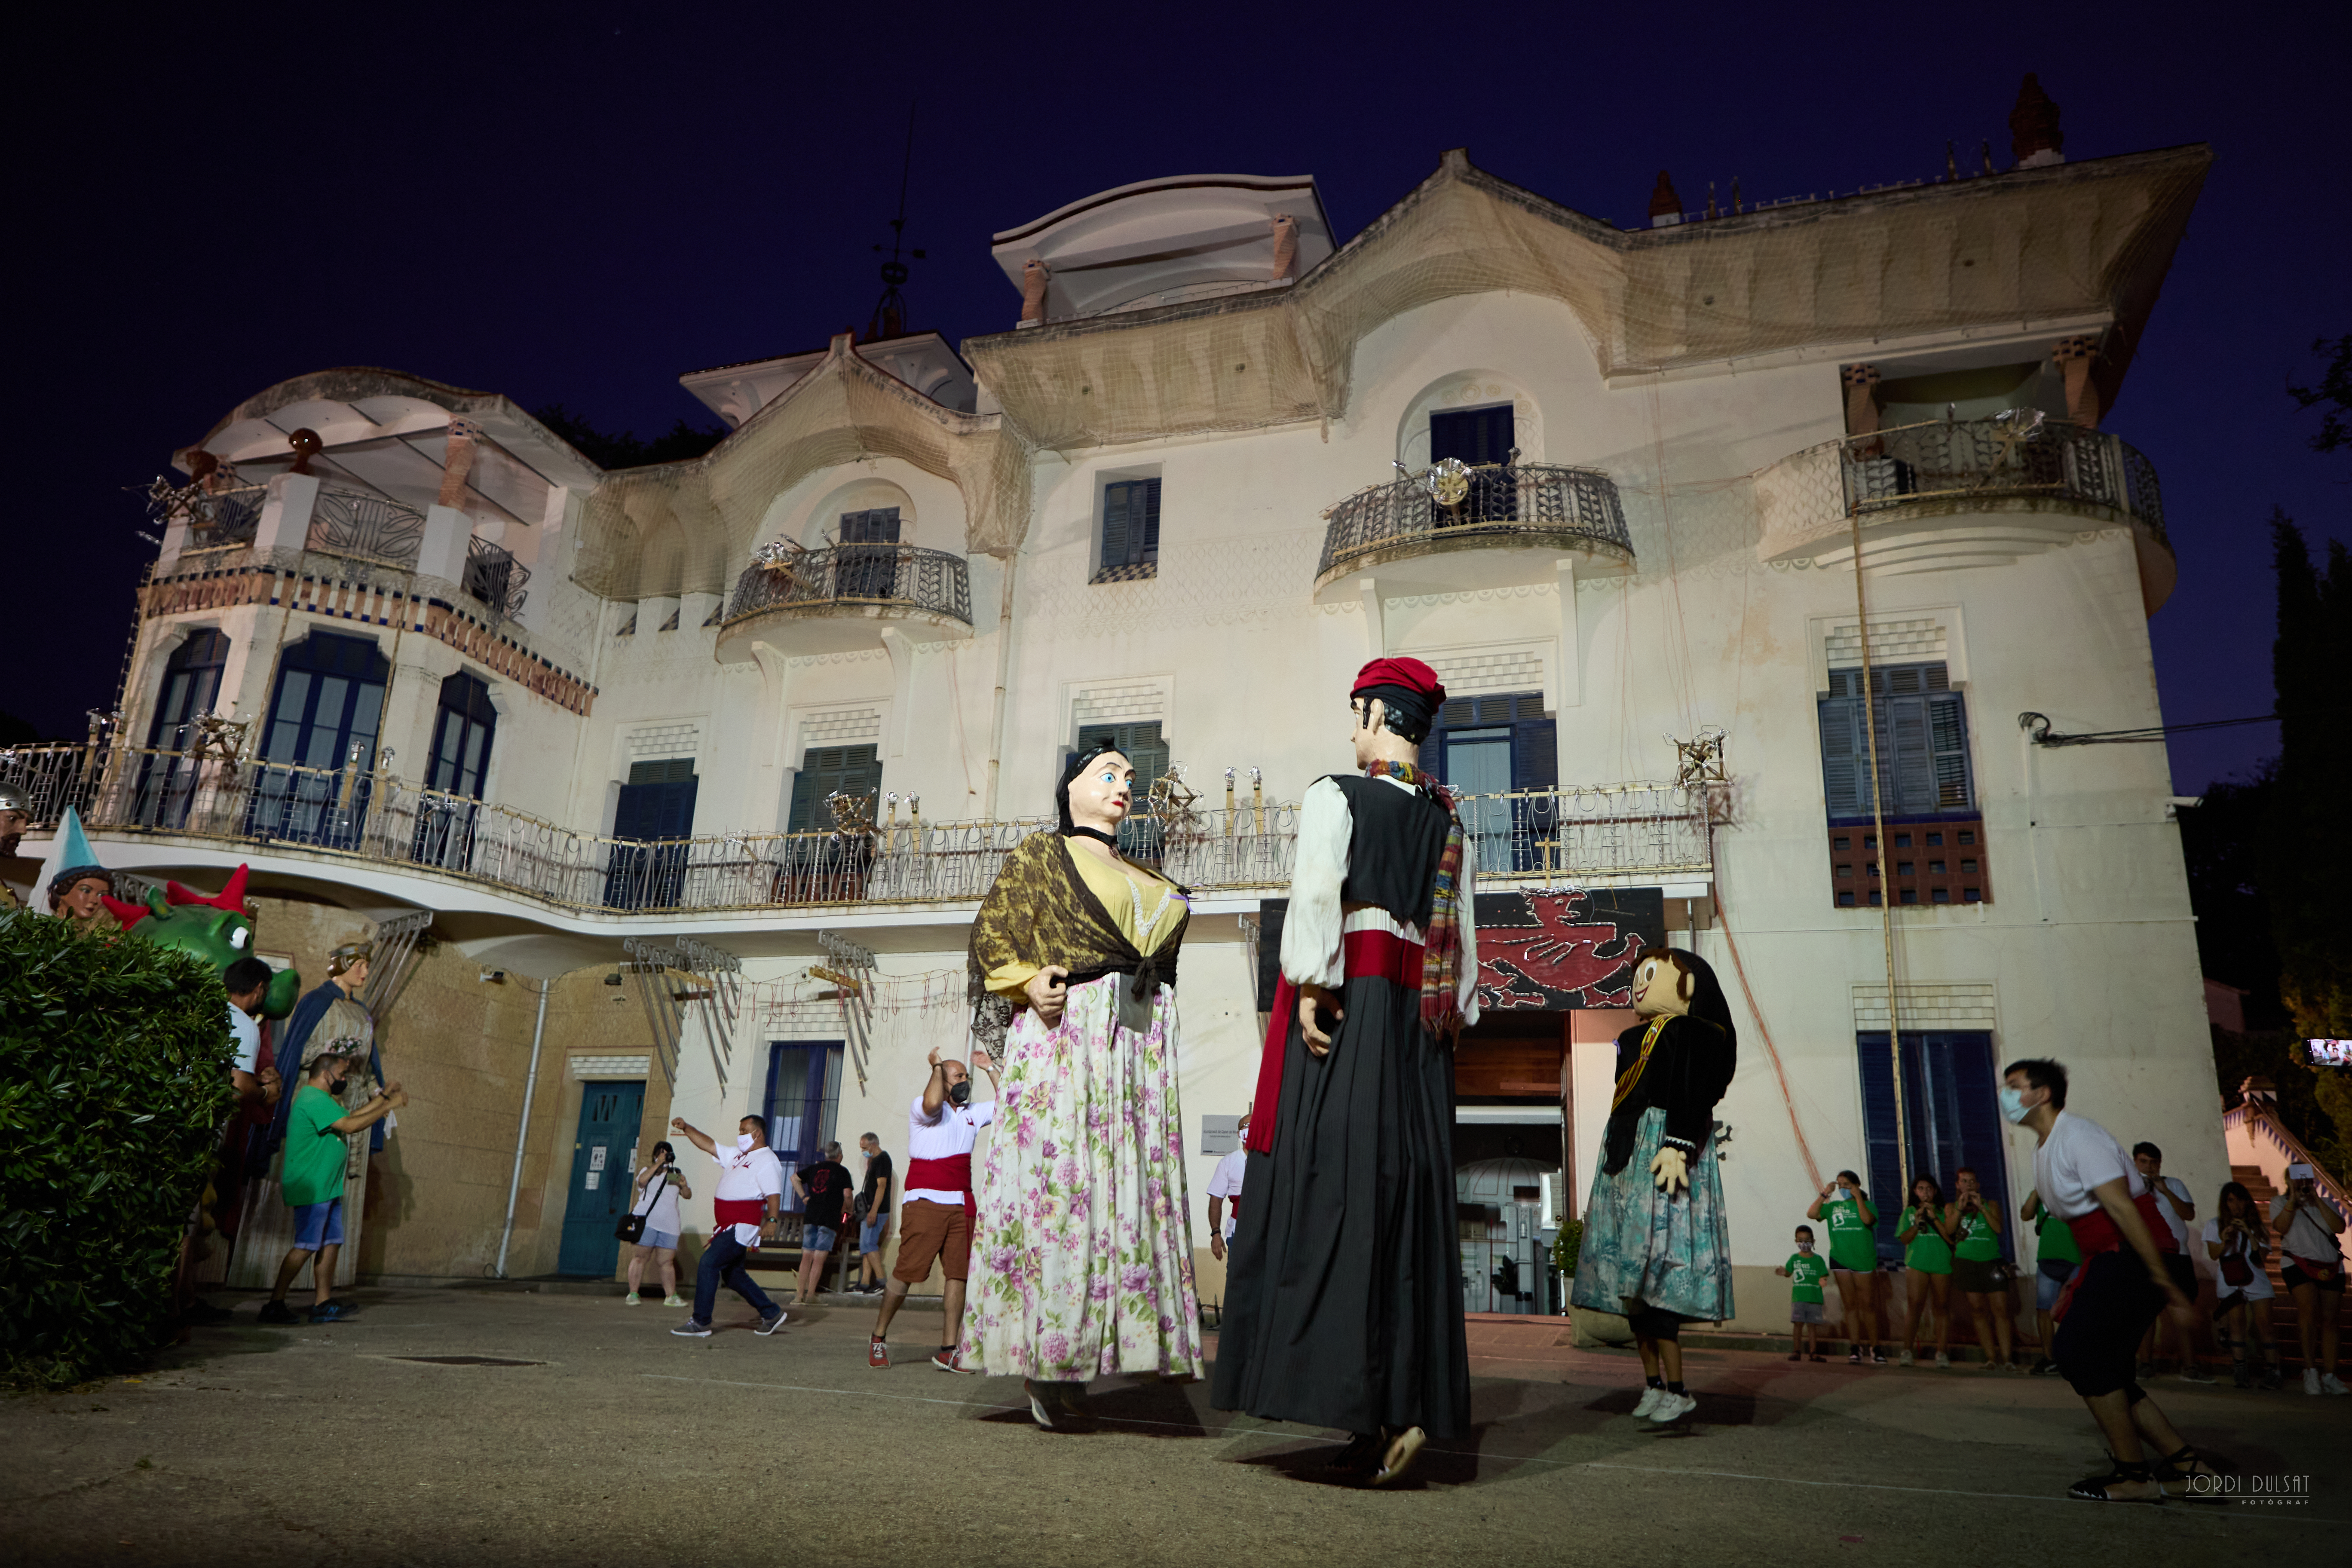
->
xmin=1808 ymin=1171 xmax=1884 ymax=1363
xmin=257 ymin=1039 xmax=404 ymax=1325
xmin=1778 ymin=1226 xmax=1831 ymax=1361
xmin=960 ymin=741 xmax=1203 ymax=1429
xmin=870 ymin=1047 xmax=999 ymax=1374
xmin=668 ymin=1115 xmax=787 ymax=1338
xmin=2000 ymin=1058 xmax=2224 ymax=1503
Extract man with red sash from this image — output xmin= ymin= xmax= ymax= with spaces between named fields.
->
xmin=1212 ymin=657 xmax=1480 ymax=1488
xmin=869 ymin=1047 xmax=997 ymax=1372
xmin=2004 ymin=1059 xmax=2228 ymax=1502
xmin=669 ymin=1114 xmax=787 ymax=1338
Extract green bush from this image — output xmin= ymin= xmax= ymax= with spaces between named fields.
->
xmin=1 ymin=913 xmax=235 ymax=1388
xmin=1552 ymin=1216 xmax=1585 ymax=1277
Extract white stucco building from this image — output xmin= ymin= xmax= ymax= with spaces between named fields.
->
xmin=5 ymin=131 xmax=2222 ymax=1325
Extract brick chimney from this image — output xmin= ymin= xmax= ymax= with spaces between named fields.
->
xmin=1649 ymin=171 xmax=1684 ymax=228
xmin=2009 ymin=73 xmax=2064 ymax=168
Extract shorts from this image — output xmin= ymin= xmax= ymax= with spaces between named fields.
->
xmin=637 ymin=1227 xmax=679 ymax=1251
xmin=291 ymin=1199 xmax=345 ymax=1251
xmin=1953 ymin=1256 xmax=2004 ymax=1294
xmin=1828 ymin=1253 xmax=1876 ymax=1276
xmin=2036 ymin=1259 xmax=2078 ymax=1312
xmin=859 ymin=1216 xmax=885 ymax=1254
xmin=802 ymin=1225 xmax=839 ymax=1255
xmin=2282 ymin=1259 xmax=2346 ymax=1293
xmin=2052 ymin=1249 xmax=2166 ymax=1400
xmin=1790 ymin=1301 xmax=1825 ymax=1324
xmin=2161 ymin=1251 xmax=2197 ymax=1299
xmin=893 ymin=1199 xmax=971 ymax=1284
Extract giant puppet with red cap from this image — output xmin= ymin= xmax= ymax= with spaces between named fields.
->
xmin=1210 ymin=655 xmax=1479 ymax=1487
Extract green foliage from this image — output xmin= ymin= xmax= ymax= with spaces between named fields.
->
xmin=2287 ymin=333 xmax=2350 ymax=455
xmin=532 ymin=402 xmax=726 ymax=471
xmin=2261 ymin=512 xmax=2352 ymax=1041
xmin=0 ymin=913 xmax=236 ymax=1389
xmin=1552 ymin=1216 xmax=1585 ymax=1277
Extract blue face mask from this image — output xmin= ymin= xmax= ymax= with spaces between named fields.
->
xmin=1999 ymin=1086 xmax=2031 ymax=1124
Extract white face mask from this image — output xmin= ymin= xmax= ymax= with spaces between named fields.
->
xmin=1998 ymin=1086 xmax=2031 ymax=1124
xmin=735 ymin=1133 xmax=755 ymax=1152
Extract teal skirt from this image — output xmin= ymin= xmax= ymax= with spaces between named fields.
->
xmin=1570 ymin=1106 xmax=1735 ymax=1323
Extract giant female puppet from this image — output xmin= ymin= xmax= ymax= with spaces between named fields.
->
xmin=962 ymin=742 xmax=1205 ymax=1432
xmin=1572 ymin=946 xmax=1738 ymax=1425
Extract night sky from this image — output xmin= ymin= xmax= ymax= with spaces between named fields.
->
xmin=9 ymin=5 xmax=2343 ymax=793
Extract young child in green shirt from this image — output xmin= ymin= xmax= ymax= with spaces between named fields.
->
xmin=1777 ymin=1225 xmax=1831 ymax=1361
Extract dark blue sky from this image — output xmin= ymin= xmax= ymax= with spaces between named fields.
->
xmin=10 ymin=4 xmax=2343 ymax=791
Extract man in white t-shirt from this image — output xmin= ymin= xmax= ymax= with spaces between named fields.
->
xmin=669 ymin=1114 xmax=787 ymax=1339
xmin=1207 ymin=1113 xmax=1250 ymax=1263
xmin=869 ymin=1047 xmax=996 ymax=1372
xmin=2129 ymin=1142 xmax=2211 ymax=1381
xmin=2003 ymin=1059 xmax=2220 ymax=1504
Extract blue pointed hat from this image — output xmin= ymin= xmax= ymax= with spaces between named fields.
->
xmin=47 ymin=805 xmax=112 ymax=896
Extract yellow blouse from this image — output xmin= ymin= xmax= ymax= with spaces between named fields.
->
xmin=986 ymin=839 xmax=1184 ymax=1001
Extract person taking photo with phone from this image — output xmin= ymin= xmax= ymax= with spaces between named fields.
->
xmin=625 ymin=1140 xmax=690 ymax=1307
xmin=2272 ymin=1163 xmax=2347 ymax=1394
xmin=1949 ymin=1167 xmax=2018 ymax=1372
xmin=1809 ymin=1171 xmax=1883 ymax=1363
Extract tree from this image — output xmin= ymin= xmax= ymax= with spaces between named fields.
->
xmin=2287 ymin=334 xmax=2350 ymax=455
xmin=532 ymin=403 xmax=726 ymax=471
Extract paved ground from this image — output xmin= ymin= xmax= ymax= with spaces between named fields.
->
xmin=3 ymin=1285 xmax=2343 ymax=1567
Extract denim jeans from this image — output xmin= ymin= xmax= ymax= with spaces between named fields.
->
xmin=693 ymin=1226 xmax=779 ymax=1324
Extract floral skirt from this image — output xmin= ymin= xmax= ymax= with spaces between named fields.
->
xmin=1570 ymin=1106 xmax=1735 ymax=1323
xmin=960 ymin=973 xmax=1205 ymax=1381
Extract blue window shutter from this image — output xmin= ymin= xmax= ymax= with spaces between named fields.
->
xmin=1430 ymin=405 xmax=1515 ymax=464
xmin=1881 ymin=693 xmax=1937 ymax=815
xmin=1819 ymin=689 xmax=1871 ymax=820
xmin=1927 ymin=692 xmax=1973 ymax=810
xmin=1138 ymin=478 xmax=1161 ymax=561
xmin=789 ymin=744 xmax=879 ymax=833
xmin=1856 ymin=1032 xmax=1904 ymax=1260
xmin=1934 ymin=1031 xmax=2013 ymax=1260
xmin=1101 ymin=484 xmax=1131 ymax=568
xmin=1510 ymin=716 xmax=1558 ymax=792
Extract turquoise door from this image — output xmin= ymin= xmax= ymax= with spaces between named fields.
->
xmin=557 ymin=1081 xmax=646 ymax=1276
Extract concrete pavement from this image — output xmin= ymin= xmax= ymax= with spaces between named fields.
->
xmin=1 ymin=1285 xmax=2343 ymax=1566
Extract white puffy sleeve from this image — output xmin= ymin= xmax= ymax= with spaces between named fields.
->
xmin=1279 ymin=777 xmax=1350 ymax=989
xmin=1456 ymin=827 xmax=1482 ymax=1027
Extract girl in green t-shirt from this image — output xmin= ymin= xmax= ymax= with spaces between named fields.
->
xmin=1776 ymin=1225 xmax=1832 ymax=1361
xmin=1807 ymin=1170 xmax=1884 ymax=1363
xmin=1948 ymin=1167 xmax=2016 ymax=1371
xmin=1898 ymin=1175 xmax=1955 ymax=1366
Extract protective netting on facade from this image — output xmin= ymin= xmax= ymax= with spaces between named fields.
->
xmin=963 ymin=146 xmax=2208 ymax=453
xmin=571 ymin=338 xmax=1034 ymax=601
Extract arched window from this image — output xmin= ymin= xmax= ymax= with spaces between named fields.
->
xmin=133 ymin=629 xmax=231 ymax=826
xmin=251 ymin=631 xmax=391 ymax=847
xmin=425 ymin=674 xmax=497 ymax=799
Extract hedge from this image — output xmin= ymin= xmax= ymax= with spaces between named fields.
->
xmin=1 ymin=911 xmax=235 ymax=1388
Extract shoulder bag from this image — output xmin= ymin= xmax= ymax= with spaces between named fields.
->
xmin=616 ymin=1170 xmax=669 ymax=1243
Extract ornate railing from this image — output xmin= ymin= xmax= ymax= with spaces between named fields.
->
xmin=307 ymin=489 xmax=426 ymax=570
xmin=1755 ymin=415 xmax=2168 ymax=560
xmin=0 ymin=744 xmax=1711 ymax=917
xmin=725 ymin=544 xmax=971 ymax=627
xmin=464 ymin=536 xmax=530 ymax=619
xmin=150 ymin=484 xmax=268 ymax=551
xmin=1318 ymin=463 xmax=1634 ymax=580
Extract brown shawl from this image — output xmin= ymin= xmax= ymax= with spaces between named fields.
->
xmin=967 ymin=832 xmax=1189 ymax=1010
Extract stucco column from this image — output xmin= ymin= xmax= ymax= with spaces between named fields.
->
xmin=1842 ymin=364 xmax=1882 ymax=443
xmin=253 ymin=473 xmax=322 ymax=556
xmin=1356 ymin=576 xmax=1387 ymax=658
xmin=1554 ymin=557 xmax=1582 ymax=708
xmin=880 ymin=626 xmax=917 ymax=760
xmin=415 ymin=505 xmax=474 ymax=594
xmin=2052 ymin=337 xmax=2100 ymax=429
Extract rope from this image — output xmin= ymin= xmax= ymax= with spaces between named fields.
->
xmin=1849 ymin=510 xmax=1909 ymax=1197
xmin=1709 ymin=832 xmax=1823 ymax=1191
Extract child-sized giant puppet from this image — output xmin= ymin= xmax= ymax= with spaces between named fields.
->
xmin=1571 ymin=946 xmax=1738 ymax=1426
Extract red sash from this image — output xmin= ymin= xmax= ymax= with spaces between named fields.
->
xmin=713 ymin=1197 xmax=766 ymax=1250
xmin=2051 ymin=1186 xmax=2174 ymax=1320
xmin=1245 ymin=930 xmax=1426 ymax=1157
xmin=906 ymin=1154 xmax=975 ymax=1226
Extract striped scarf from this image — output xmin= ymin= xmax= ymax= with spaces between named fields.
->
xmin=1364 ymin=760 xmax=1467 ymax=1040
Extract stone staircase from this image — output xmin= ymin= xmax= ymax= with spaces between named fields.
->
xmin=2229 ymin=1162 xmax=2348 ymax=1359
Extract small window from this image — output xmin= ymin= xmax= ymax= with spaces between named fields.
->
xmin=1899 ymin=889 xmax=1918 ymax=905
xmin=838 ymin=507 xmax=901 ymax=544
xmin=1834 ymin=836 xmax=1851 ymax=851
xmin=1865 ymin=861 xmax=1879 ymax=879
xmin=1895 ymin=833 xmax=1913 ymax=848
xmin=1929 ymin=861 xmax=1946 ymax=874
xmin=1926 ymin=832 xmax=1945 ymax=847
xmin=1837 ymin=891 xmax=1856 ymax=908
xmin=1897 ymin=861 xmax=1915 ymax=877
xmin=1095 ymin=478 xmax=1162 ymax=582
xmin=1962 ymin=888 xmax=1982 ymax=903
xmin=1959 ymin=830 xmax=1976 ymax=845
xmin=1961 ymin=858 xmax=1978 ymax=874
xmin=1932 ymin=887 xmax=1951 ymax=903
xmin=1835 ymin=864 xmax=1853 ymax=878
xmin=1865 ymin=836 xmax=1878 ymax=850
xmin=1867 ymin=892 xmax=1883 ymax=906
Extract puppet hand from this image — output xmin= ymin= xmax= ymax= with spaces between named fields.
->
xmin=1300 ymin=986 xmax=1341 ymax=1057
xmin=1025 ymin=966 xmax=1070 ymax=1026
xmin=1649 ymin=1147 xmax=1690 ymax=1194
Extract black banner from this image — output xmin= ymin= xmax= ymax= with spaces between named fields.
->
xmin=1474 ymin=888 xmax=1665 ymax=1010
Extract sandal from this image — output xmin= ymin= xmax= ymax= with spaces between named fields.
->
xmin=2068 ymin=1459 xmax=2162 ymax=1504
xmin=1318 ymin=1433 xmax=1382 ymax=1476
xmin=1369 ymin=1425 xmax=1427 ymax=1488
xmin=2154 ymin=1444 xmax=2229 ymax=1504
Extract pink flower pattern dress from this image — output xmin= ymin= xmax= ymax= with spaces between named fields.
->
xmin=961 ymin=852 xmax=1204 ymax=1382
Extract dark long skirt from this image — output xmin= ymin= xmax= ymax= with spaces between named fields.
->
xmin=1210 ymin=972 xmax=1470 ymax=1438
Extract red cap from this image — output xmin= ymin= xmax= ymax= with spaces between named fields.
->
xmin=1352 ymin=657 xmax=1446 ymax=704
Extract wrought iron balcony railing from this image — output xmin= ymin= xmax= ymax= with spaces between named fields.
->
xmin=148 ymin=483 xmax=268 ymax=552
xmin=306 ymin=489 xmax=427 ymax=570
xmin=464 ymin=536 xmax=530 ymax=619
xmin=1755 ymin=415 xmax=2168 ymax=560
xmin=0 ymin=743 xmax=1712 ymax=919
xmin=724 ymin=544 xmax=972 ymax=627
xmin=1317 ymin=463 xmax=1635 ymax=581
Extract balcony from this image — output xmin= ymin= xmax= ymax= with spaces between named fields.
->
xmin=717 ymin=543 xmax=973 ymax=662
xmin=1 ymin=742 xmax=1712 ymax=921
xmin=1314 ymin=463 xmax=1635 ymax=598
xmin=1753 ymin=416 xmax=2174 ymax=606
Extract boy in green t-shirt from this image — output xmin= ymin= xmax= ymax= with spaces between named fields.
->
xmin=2022 ymin=1191 xmax=2082 ymax=1376
xmin=1776 ymin=1225 xmax=1831 ymax=1361
xmin=260 ymin=1046 xmax=405 ymax=1326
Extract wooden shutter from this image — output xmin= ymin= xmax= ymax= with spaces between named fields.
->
xmin=1880 ymin=694 xmax=1937 ymax=815
xmin=1136 ymin=478 xmax=1161 ymax=561
xmin=839 ymin=508 xmax=901 ymax=544
xmin=1101 ymin=484 xmax=1131 ymax=568
xmin=1100 ymin=480 xmax=1163 ymax=569
xmin=1818 ymin=679 xmax=1872 ymax=820
xmin=1856 ymin=1032 xmax=1905 ymax=1262
xmin=788 ymin=744 xmax=880 ymax=833
xmin=1927 ymin=692 xmax=1973 ymax=810
xmin=1509 ymin=697 xmax=1557 ymax=793
xmin=1430 ymin=405 xmax=1516 ymax=464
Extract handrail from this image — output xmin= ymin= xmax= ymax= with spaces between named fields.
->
xmin=1318 ymin=463 xmax=1635 ymax=580
xmin=2224 ymin=1101 xmax=2352 ymax=1223
xmin=725 ymin=543 xmax=971 ymax=627
xmin=0 ymin=743 xmax=1711 ymax=918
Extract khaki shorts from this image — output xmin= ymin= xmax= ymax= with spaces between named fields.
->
xmin=894 ymin=1199 xmax=971 ymax=1283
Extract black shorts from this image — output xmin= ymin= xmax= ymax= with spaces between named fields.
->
xmin=2052 ymin=1250 xmax=2166 ymax=1400
xmin=2162 ymin=1251 xmax=2197 ymax=1297
xmin=2281 ymin=1258 xmax=2346 ymax=1293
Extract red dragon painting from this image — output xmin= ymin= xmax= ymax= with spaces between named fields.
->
xmin=1475 ymin=891 xmax=1655 ymax=1010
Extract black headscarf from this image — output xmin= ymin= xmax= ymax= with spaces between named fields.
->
xmin=1056 ymin=744 xmax=1127 ymax=837
xmin=1664 ymin=947 xmax=1737 ymax=1060
xmin=1354 ymin=685 xmax=1436 ymax=742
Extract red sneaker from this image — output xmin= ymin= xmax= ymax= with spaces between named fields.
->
xmin=931 ymin=1349 xmax=981 ymax=1375
xmin=868 ymin=1336 xmax=890 ymax=1369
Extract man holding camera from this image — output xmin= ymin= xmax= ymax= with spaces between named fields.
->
xmin=2131 ymin=1142 xmax=2211 ymax=1381
xmin=2272 ymin=1163 xmax=2347 ymax=1394
xmin=868 ymin=1047 xmax=996 ymax=1372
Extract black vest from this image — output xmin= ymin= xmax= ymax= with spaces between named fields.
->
xmin=1329 ymin=773 xmax=1451 ymax=928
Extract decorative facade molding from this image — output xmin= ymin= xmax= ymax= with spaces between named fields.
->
xmin=1850 ymin=982 xmax=1999 ymax=1033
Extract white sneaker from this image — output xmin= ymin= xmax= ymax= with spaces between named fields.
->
xmin=663 ymin=1295 xmax=686 ymax=1308
xmin=1935 ymin=1351 xmax=1951 ymax=1369
xmin=625 ymin=1295 xmax=642 ymax=1306
xmin=2304 ymin=1368 xmax=2323 ymax=1396
xmin=1647 ymin=1390 xmax=1697 ymax=1424
xmin=2324 ymin=1373 xmax=2349 ymax=1396
xmin=1631 ymin=1386 xmax=1665 ymax=1419
xmin=1898 ymin=1349 xmax=1914 ymax=1366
